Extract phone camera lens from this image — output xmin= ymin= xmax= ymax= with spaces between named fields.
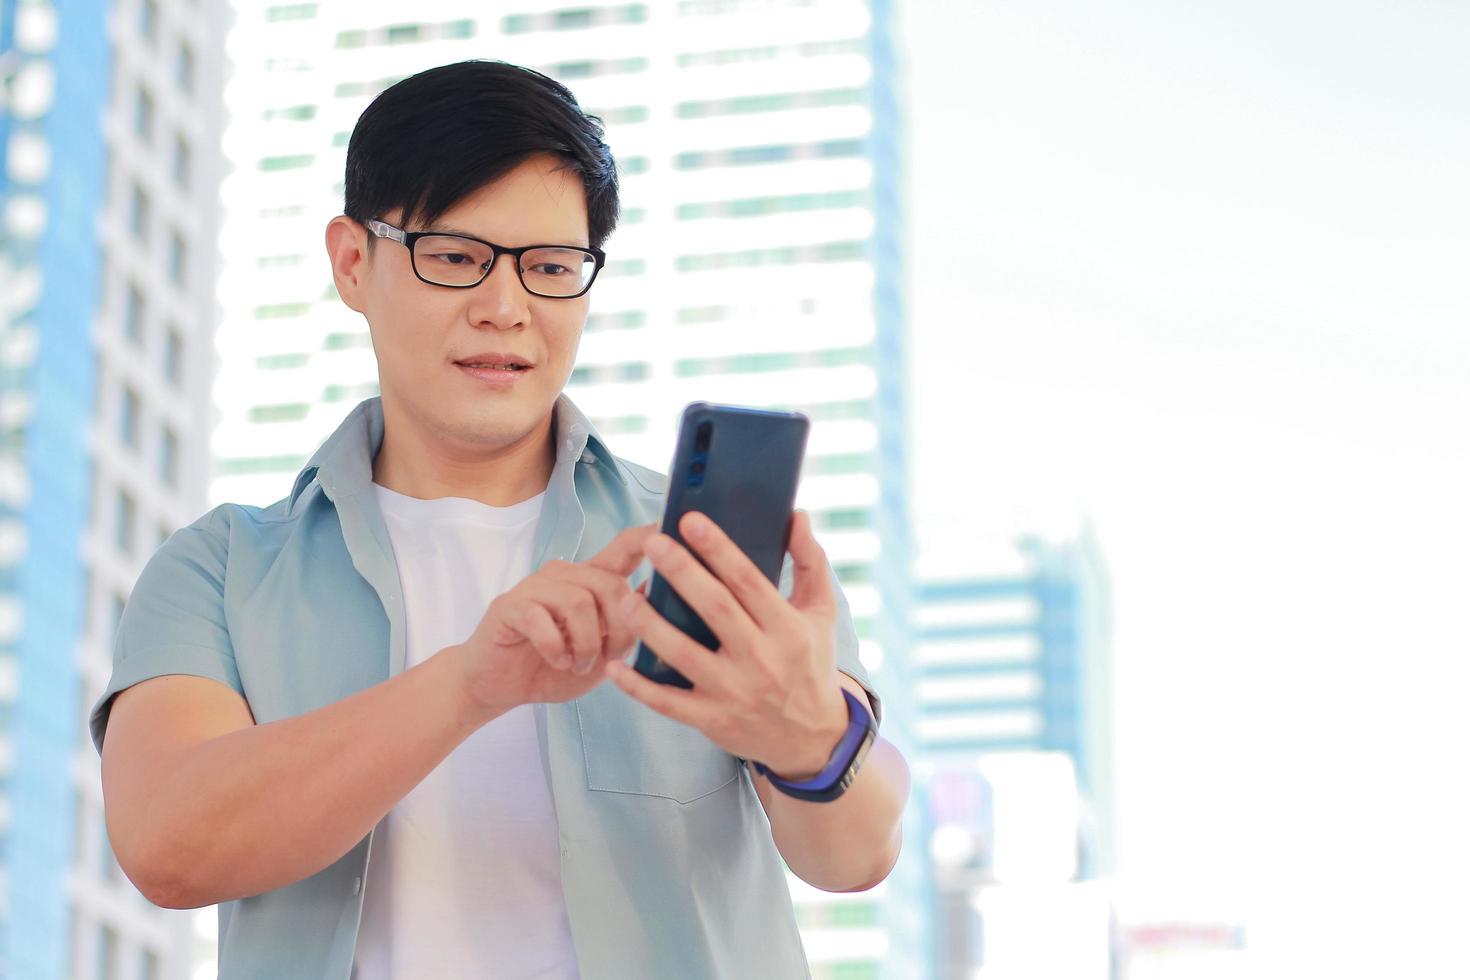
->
xmin=691 ymin=461 xmax=704 ymax=473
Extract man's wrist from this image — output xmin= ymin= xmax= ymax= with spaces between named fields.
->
xmin=437 ymin=643 xmax=509 ymax=735
xmin=762 ymin=685 xmax=850 ymax=782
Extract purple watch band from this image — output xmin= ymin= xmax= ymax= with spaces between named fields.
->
xmin=752 ymin=688 xmax=877 ymax=803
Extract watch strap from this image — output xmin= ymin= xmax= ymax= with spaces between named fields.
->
xmin=752 ymin=687 xmax=877 ymax=803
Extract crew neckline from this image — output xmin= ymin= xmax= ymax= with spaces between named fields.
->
xmin=372 ymin=482 xmax=547 ymax=529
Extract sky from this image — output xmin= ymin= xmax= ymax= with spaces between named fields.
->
xmin=896 ymin=1 xmax=1470 ymax=975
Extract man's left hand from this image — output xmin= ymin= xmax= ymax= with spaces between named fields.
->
xmin=604 ymin=508 xmax=850 ymax=781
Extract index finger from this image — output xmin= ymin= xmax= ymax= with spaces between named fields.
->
xmin=584 ymin=522 xmax=659 ymax=577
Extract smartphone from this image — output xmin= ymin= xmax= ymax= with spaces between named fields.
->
xmin=633 ymin=402 xmax=810 ymax=689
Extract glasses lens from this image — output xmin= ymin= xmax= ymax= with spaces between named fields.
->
xmin=520 ymin=247 xmax=597 ymax=297
xmin=413 ymin=235 xmax=494 ymax=286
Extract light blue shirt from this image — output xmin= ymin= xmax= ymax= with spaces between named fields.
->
xmin=90 ymin=394 xmax=882 ymax=980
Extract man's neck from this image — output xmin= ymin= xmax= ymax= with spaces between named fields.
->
xmin=371 ymin=406 xmax=557 ymax=508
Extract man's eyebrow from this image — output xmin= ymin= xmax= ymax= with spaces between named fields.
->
xmin=424 ymin=224 xmax=590 ymax=248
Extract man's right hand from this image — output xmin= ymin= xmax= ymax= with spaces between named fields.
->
xmin=451 ymin=521 xmax=660 ymax=714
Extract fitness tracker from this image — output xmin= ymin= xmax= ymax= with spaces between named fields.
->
xmin=752 ymin=688 xmax=877 ymax=803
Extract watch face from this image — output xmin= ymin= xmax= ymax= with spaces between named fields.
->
xmin=837 ymin=728 xmax=878 ymax=795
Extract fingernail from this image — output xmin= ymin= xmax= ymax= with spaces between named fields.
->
xmin=684 ymin=514 xmax=706 ymax=540
xmin=646 ymin=535 xmax=670 ymax=557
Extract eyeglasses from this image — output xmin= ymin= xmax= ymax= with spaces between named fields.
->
xmin=366 ymin=218 xmax=605 ymax=298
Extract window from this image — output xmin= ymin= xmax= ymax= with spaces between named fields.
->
xmin=602 ymin=258 xmax=646 ymax=277
xmin=120 ymin=386 xmax=140 ymax=449
xmin=591 ymin=105 xmax=648 ymax=125
xmin=675 ymin=240 xmax=866 ymax=272
xmin=568 ymin=361 xmax=650 ymax=385
xmin=675 ymin=138 xmax=863 ymax=171
xmin=676 ymin=88 xmax=863 ymax=119
xmin=168 ymin=231 xmax=186 ymax=286
xmin=248 ymin=403 xmax=309 ymax=423
xmin=125 ymin=284 xmax=145 ymax=342
xmin=674 ymin=346 xmax=871 ymax=377
xmin=585 ymin=309 xmax=645 ymax=332
xmin=115 ymin=489 xmax=136 ymax=553
xmin=140 ymin=949 xmax=161 ymax=980
xmin=134 ymin=85 xmax=154 ymax=142
xmin=263 ymin=104 xmax=317 ymax=122
xmin=265 ymin=2 xmax=318 ymax=20
xmin=323 ymin=331 xmax=369 ymax=350
xmin=96 ymin=924 xmax=118 ymax=980
xmin=503 ymin=4 xmax=645 ymax=34
xmin=159 ymin=426 xmax=178 ymax=487
xmin=256 ymin=302 xmax=310 ymax=320
xmin=177 ymin=40 xmax=195 ymax=94
xmin=809 ymin=454 xmax=875 ymax=477
xmin=129 ymin=182 xmax=150 ymax=240
xmin=216 ymin=454 xmax=308 ymax=475
xmin=163 ymin=327 xmax=183 ymax=386
xmin=98 ymin=819 xmax=122 ymax=882
xmin=820 ymin=508 xmax=873 ymax=530
xmin=386 ymin=24 xmax=421 ymax=44
xmin=676 ymin=188 xmax=870 ymax=221
xmin=140 ymin=0 xmax=158 ymax=42
xmin=172 ymin=134 xmax=191 ymax=189
xmin=259 ymin=154 xmax=313 ymax=171
xmin=256 ymin=352 xmax=309 ymax=369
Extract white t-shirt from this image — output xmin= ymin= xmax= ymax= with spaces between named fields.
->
xmin=352 ymin=483 xmax=580 ymax=980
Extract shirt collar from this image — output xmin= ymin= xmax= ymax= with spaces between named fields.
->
xmin=289 ymin=393 xmax=623 ymax=514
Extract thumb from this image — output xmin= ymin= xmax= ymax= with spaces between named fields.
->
xmin=787 ymin=510 xmax=836 ymax=615
xmin=586 ymin=521 xmax=659 ymax=576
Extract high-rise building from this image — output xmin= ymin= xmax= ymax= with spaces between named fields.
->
xmin=913 ymin=521 xmax=1116 ymax=977
xmin=209 ymin=0 xmax=923 ymax=976
xmin=0 ymin=0 xmax=229 ymax=977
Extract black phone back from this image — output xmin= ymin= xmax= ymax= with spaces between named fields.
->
xmin=633 ymin=402 xmax=810 ymax=689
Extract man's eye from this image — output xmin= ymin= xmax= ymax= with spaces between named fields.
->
xmin=428 ymin=252 xmax=474 ymax=265
xmin=531 ymin=263 xmax=571 ymax=276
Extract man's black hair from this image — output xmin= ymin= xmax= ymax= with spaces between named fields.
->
xmin=344 ymin=59 xmax=620 ymax=251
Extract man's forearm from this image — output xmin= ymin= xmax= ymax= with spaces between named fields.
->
xmin=751 ymin=733 xmax=910 ymax=892
xmin=132 ymin=644 xmax=499 ymax=908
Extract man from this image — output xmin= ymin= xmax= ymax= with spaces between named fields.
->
xmin=90 ymin=60 xmax=909 ymax=979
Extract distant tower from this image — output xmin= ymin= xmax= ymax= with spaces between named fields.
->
xmin=914 ymin=520 xmax=1116 ymax=977
xmin=1 ymin=1 xmax=229 ymax=977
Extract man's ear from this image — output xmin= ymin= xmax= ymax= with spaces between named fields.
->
xmin=325 ymin=215 xmax=370 ymax=314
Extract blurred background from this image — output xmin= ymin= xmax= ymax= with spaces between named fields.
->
xmin=0 ymin=0 xmax=1466 ymax=978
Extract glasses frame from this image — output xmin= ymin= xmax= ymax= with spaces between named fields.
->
xmin=366 ymin=218 xmax=606 ymax=299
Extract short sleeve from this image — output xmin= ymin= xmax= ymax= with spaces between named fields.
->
xmin=89 ymin=519 xmax=246 ymax=754
xmin=776 ymin=552 xmax=883 ymax=728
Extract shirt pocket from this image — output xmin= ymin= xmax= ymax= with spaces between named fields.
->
xmin=575 ymin=686 xmax=741 ymax=805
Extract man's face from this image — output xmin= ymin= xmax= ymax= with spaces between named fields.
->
xmin=345 ymin=153 xmax=592 ymax=458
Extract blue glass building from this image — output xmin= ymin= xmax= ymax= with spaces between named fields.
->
xmin=913 ymin=523 xmax=1114 ymax=977
xmin=0 ymin=2 xmax=111 ymax=978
